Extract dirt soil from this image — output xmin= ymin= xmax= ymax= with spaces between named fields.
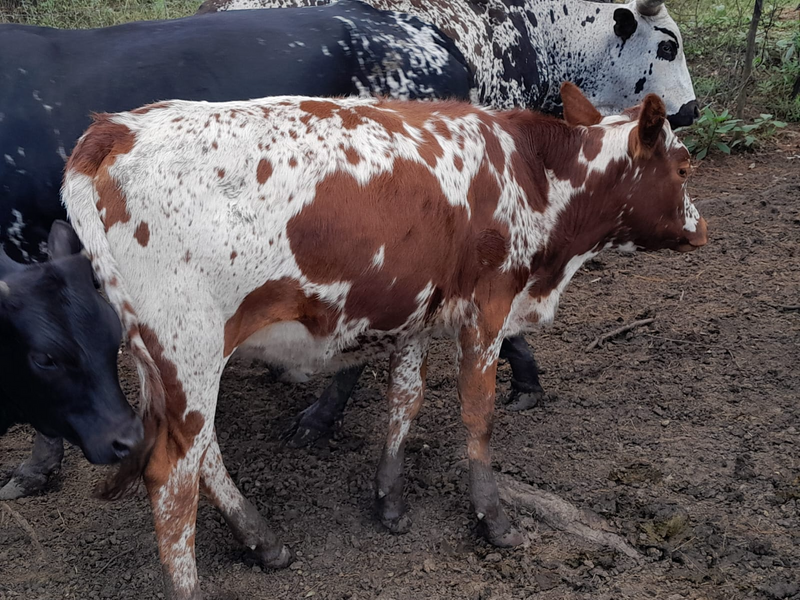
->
xmin=2 ymin=135 xmax=800 ymax=600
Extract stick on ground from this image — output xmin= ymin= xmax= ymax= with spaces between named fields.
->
xmin=585 ymin=318 xmax=655 ymax=352
xmin=496 ymin=473 xmax=641 ymax=560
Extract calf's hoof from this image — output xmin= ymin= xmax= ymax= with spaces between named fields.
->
xmin=380 ymin=512 xmax=413 ymax=535
xmin=481 ymin=523 xmax=525 ymax=548
xmin=376 ymin=495 xmax=412 ymax=534
xmin=254 ymin=544 xmax=294 ymax=570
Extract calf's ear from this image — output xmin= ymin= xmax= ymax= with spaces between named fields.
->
xmin=48 ymin=220 xmax=83 ymax=260
xmin=632 ymin=94 xmax=667 ymax=158
xmin=560 ymin=82 xmax=603 ymax=127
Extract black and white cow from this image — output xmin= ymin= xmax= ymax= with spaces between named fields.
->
xmin=0 ymin=0 xmax=480 ymax=498
xmin=0 ymin=220 xmax=143 ymax=491
xmin=198 ymin=0 xmax=700 ymax=449
xmin=199 ymin=0 xmax=699 ymax=127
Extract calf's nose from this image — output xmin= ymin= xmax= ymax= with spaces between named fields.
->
xmin=111 ymin=417 xmax=144 ymax=460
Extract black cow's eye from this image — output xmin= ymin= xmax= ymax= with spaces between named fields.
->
xmin=657 ymin=40 xmax=678 ymax=61
xmin=31 ymin=353 xmax=58 ymax=370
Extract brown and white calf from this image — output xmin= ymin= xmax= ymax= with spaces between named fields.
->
xmin=62 ymin=84 xmax=707 ymax=599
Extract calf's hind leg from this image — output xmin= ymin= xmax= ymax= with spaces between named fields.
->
xmin=200 ymin=430 xmax=291 ymax=568
xmin=375 ymin=339 xmax=428 ymax=534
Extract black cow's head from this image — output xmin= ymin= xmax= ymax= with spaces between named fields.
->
xmin=0 ymin=221 xmax=142 ymax=464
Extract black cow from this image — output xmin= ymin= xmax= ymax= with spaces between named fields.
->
xmin=0 ymin=221 xmax=142 ymax=487
xmin=0 ymin=1 xmax=541 ymax=497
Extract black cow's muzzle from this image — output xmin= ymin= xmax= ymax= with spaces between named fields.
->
xmin=668 ymin=100 xmax=700 ymax=129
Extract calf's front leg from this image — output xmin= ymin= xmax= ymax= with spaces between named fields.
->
xmin=375 ymin=339 xmax=428 ymax=534
xmin=459 ymin=326 xmax=523 ymax=547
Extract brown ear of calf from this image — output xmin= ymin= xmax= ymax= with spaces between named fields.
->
xmin=560 ymin=82 xmax=602 ymax=127
xmin=631 ymin=94 xmax=667 ymax=159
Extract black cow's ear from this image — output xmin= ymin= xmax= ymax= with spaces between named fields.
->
xmin=48 ymin=220 xmax=83 ymax=260
xmin=613 ymin=8 xmax=638 ymax=42
xmin=0 ymin=245 xmax=22 ymax=278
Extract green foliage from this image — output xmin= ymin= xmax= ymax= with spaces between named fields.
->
xmin=670 ymin=0 xmax=800 ymax=122
xmin=679 ymin=105 xmax=787 ymax=159
xmin=0 ymin=0 xmax=199 ymax=28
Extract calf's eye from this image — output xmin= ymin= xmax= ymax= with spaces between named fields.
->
xmin=31 ymin=353 xmax=58 ymax=370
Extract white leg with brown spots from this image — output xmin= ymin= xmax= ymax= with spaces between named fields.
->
xmin=375 ymin=338 xmax=429 ymax=534
xmin=200 ymin=431 xmax=292 ymax=569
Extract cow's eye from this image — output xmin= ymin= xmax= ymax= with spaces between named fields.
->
xmin=31 ymin=353 xmax=58 ymax=370
xmin=657 ymin=40 xmax=678 ymax=61
xmin=679 ymin=168 xmax=688 ymax=178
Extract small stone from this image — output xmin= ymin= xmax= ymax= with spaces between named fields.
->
xmin=484 ymin=553 xmax=502 ymax=563
xmin=423 ymin=558 xmax=437 ymax=573
xmin=661 ymin=419 xmax=670 ymax=427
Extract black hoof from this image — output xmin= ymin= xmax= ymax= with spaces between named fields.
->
xmin=380 ymin=513 xmax=413 ymax=534
xmin=504 ymin=388 xmax=545 ymax=412
xmin=254 ymin=544 xmax=294 ymax=570
xmin=480 ymin=522 xmax=525 ymax=548
xmin=280 ymin=408 xmax=336 ymax=449
xmin=0 ymin=468 xmax=54 ymax=500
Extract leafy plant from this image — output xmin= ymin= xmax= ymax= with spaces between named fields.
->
xmin=678 ymin=105 xmax=787 ymax=159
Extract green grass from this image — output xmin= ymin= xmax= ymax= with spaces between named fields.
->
xmin=0 ymin=0 xmax=200 ymax=28
xmin=670 ymin=0 xmax=800 ymax=121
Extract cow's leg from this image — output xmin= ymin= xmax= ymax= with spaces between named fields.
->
xmin=499 ymin=335 xmax=546 ymax=412
xmin=200 ymin=430 xmax=292 ymax=568
xmin=0 ymin=432 xmax=64 ymax=500
xmin=375 ymin=339 xmax=428 ymax=534
xmin=459 ymin=326 xmax=524 ymax=548
xmin=141 ymin=320 xmax=228 ymax=600
xmin=281 ymin=363 xmax=365 ymax=448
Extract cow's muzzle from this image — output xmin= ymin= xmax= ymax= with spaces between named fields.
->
xmin=668 ymin=100 xmax=700 ymax=129
xmin=677 ymin=216 xmax=708 ymax=252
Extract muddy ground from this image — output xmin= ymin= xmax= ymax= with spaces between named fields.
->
xmin=2 ymin=136 xmax=800 ymax=600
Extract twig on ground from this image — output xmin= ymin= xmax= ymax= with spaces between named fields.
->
xmin=496 ymin=473 xmax=641 ymax=560
xmin=1 ymin=501 xmax=44 ymax=558
xmin=727 ymin=348 xmax=743 ymax=369
xmin=97 ymin=546 xmax=137 ymax=575
xmin=585 ymin=318 xmax=655 ymax=352
xmin=771 ymin=304 xmax=800 ymax=312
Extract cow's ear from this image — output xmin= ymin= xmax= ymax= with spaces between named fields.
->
xmin=633 ymin=94 xmax=667 ymax=157
xmin=47 ymin=220 xmax=82 ymax=260
xmin=561 ymin=82 xmax=602 ymax=127
xmin=613 ymin=8 xmax=638 ymax=41
xmin=0 ymin=245 xmax=22 ymax=278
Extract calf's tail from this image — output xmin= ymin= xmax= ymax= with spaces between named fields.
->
xmin=61 ymin=115 xmax=165 ymax=499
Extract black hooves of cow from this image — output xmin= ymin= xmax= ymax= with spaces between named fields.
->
xmin=503 ymin=380 xmax=547 ymax=412
xmin=0 ymin=462 xmax=58 ymax=500
xmin=280 ymin=405 xmax=341 ymax=449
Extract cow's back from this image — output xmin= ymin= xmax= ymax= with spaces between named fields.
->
xmin=66 ymin=96 xmax=511 ymax=368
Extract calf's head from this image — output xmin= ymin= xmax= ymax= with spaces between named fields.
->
xmin=0 ymin=221 xmax=142 ymax=464
xmin=557 ymin=82 xmax=707 ymax=254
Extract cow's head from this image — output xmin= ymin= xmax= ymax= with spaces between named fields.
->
xmin=586 ymin=0 xmax=697 ymax=128
xmin=560 ymin=82 xmax=707 ymax=253
xmin=0 ymin=221 xmax=142 ymax=464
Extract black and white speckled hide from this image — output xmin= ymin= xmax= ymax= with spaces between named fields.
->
xmin=205 ymin=0 xmax=696 ymax=122
xmin=337 ymin=4 xmax=473 ymax=99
